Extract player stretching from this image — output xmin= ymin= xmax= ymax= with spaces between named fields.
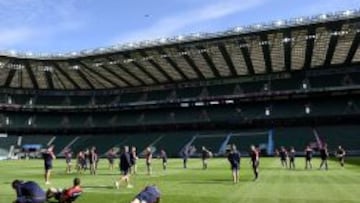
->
xmin=107 ymin=148 xmax=116 ymax=171
xmin=43 ymin=145 xmax=56 ymax=185
xmin=130 ymin=146 xmax=138 ymax=175
xmin=279 ymin=146 xmax=288 ymax=168
xmin=319 ymin=144 xmax=329 ymax=170
xmin=46 ymin=177 xmax=83 ymax=203
xmin=289 ymin=147 xmax=296 ymax=169
xmin=130 ymin=185 xmax=161 ymax=203
xmin=116 ymin=146 xmax=133 ymax=189
xmin=12 ymin=180 xmax=46 ymax=203
xmin=250 ymin=145 xmax=259 ymax=180
xmin=227 ymin=144 xmax=241 ymax=184
xmin=160 ymin=149 xmax=168 ymax=170
xmin=304 ymin=145 xmax=313 ymax=169
xmin=64 ymin=149 xmax=72 ymax=174
xmin=335 ymin=145 xmax=346 ymax=167
xmin=145 ymin=147 xmax=153 ymax=175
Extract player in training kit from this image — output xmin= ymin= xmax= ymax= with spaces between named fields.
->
xmin=289 ymin=147 xmax=296 ymax=169
xmin=279 ymin=146 xmax=288 ymax=168
xmin=319 ymin=144 xmax=329 ymax=170
xmin=64 ymin=149 xmax=72 ymax=174
xmin=130 ymin=185 xmax=161 ymax=203
xmin=130 ymin=146 xmax=138 ymax=175
xmin=335 ymin=145 xmax=346 ymax=167
xmin=304 ymin=145 xmax=313 ymax=169
xmin=250 ymin=145 xmax=259 ymax=180
xmin=160 ymin=149 xmax=168 ymax=170
xmin=145 ymin=147 xmax=153 ymax=175
xmin=182 ymin=146 xmax=190 ymax=169
xmin=43 ymin=145 xmax=56 ymax=185
xmin=12 ymin=180 xmax=46 ymax=203
xmin=116 ymin=146 xmax=133 ymax=189
xmin=76 ymin=151 xmax=86 ymax=174
xmin=227 ymin=144 xmax=241 ymax=183
xmin=201 ymin=146 xmax=211 ymax=170
xmin=107 ymin=148 xmax=117 ymax=171
xmin=46 ymin=178 xmax=82 ymax=203
xmin=89 ymin=146 xmax=98 ymax=175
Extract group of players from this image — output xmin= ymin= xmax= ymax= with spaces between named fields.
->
xmin=12 ymin=143 xmax=347 ymax=203
xmin=275 ymin=145 xmax=346 ymax=170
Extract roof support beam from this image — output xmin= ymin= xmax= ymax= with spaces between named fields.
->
xmin=260 ymin=34 xmax=273 ymax=73
xmin=52 ymin=62 xmax=81 ymax=89
xmin=45 ymin=71 xmax=55 ymax=89
xmin=139 ymin=50 xmax=174 ymax=83
xmin=177 ymin=47 xmax=206 ymax=80
xmin=123 ymin=53 xmax=160 ymax=84
xmin=345 ymin=32 xmax=360 ymax=64
xmin=78 ymin=61 xmax=121 ymax=88
xmin=157 ymin=48 xmax=189 ymax=81
xmin=24 ymin=61 xmax=39 ymax=89
xmin=218 ymin=43 xmax=237 ymax=76
xmin=324 ymin=24 xmax=343 ymax=67
xmin=283 ymin=30 xmax=292 ymax=71
xmin=303 ymin=27 xmax=316 ymax=69
xmin=75 ymin=68 xmax=96 ymax=89
xmin=196 ymin=45 xmax=221 ymax=78
xmin=4 ymin=69 xmax=16 ymax=87
xmin=100 ymin=65 xmax=132 ymax=86
xmin=115 ymin=63 xmax=147 ymax=86
xmin=237 ymin=40 xmax=255 ymax=75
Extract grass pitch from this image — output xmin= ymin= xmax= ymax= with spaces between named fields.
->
xmin=1 ymin=157 xmax=359 ymax=203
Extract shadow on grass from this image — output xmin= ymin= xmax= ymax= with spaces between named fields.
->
xmin=82 ymin=185 xmax=114 ymax=189
xmin=181 ymin=178 xmax=253 ymax=185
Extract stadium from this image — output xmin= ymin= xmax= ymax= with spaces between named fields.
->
xmin=1 ymin=3 xmax=360 ymax=203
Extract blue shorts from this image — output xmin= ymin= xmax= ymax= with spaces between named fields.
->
xmin=44 ymin=163 xmax=52 ymax=171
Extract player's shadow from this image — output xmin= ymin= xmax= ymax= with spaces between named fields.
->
xmin=182 ymin=178 xmax=251 ymax=185
xmin=82 ymin=185 xmax=114 ymax=189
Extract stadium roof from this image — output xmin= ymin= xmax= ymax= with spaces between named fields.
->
xmin=0 ymin=10 xmax=360 ymax=90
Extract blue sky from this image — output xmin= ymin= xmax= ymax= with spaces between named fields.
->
xmin=0 ymin=0 xmax=359 ymax=53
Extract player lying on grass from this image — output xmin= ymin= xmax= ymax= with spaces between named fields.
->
xmin=46 ymin=177 xmax=83 ymax=203
xmin=130 ymin=185 xmax=160 ymax=203
xmin=12 ymin=179 xmax=46 ymax=203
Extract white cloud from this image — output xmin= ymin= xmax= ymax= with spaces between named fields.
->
xmin=113 ymin=0 xmax=268 ymax=43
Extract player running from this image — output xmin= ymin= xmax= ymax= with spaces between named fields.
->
xmin=12 ymin=180 xmax=46 ymax=203
xmin=250 ymin=145 xmax=259 ymax=180
xmin=116 ymin=146 xmax=133 ymax=189
xmin=289 ymin=146 xmax=296 ymax=169
xmin=319 ymin=144 xmax=329 ymax=170
xmin=227 ymin=144 xmax=241 ymax=184
xmin=335 ymin=145 xmax=346 ymax=167
xmin=145 ymin=147 xmax=153 ymax=175
xmin=43 ymin=145 xmax=56 ymax=185
xmin=160 ymin=149 xmax=168 ymax=171
xmin=46 ymin=177 xmax=83 ymax=203
xmin=279 ymin=146 xmax=288 ymax=168
xmin=304 ymin=145 xmax=313 ymax=170
xmin=130 ymin=185 xmax=161 ymax=203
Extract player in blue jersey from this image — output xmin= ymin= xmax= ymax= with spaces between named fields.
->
xmin=227 ymin=144 xmax=241 ymax=183
xmin=12 ymin=180 xmax=46 ymax=203
xmin=130 ymin=185 xmax=160 ymax=203
xmin=115 ymin=146 xmax=133 ymax=189
xmin=43 ymin=145 xmax=56 ymax=185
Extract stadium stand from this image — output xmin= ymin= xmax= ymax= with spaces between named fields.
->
xmin=0 ymin=11 xmax=359 ymax=158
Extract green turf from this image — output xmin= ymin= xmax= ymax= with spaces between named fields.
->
xmin=1 ymin=157 xmax=359 ymax=203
